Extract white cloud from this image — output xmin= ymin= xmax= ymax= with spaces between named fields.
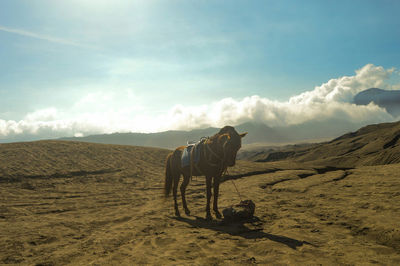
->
xmin=24 ymin=108 xmax=58 ymax=122
xmin=0 ymin=64 xmax=399 ymax=141
xmin=290 ymin=64 xmax=393 ymax=105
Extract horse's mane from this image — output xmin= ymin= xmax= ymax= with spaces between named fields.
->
xmin=218 ymin=125 xmax=235 ymax=134
xmin=218 ymin=126 xmax=240 ymax=138
xmin=208 ymin=126 xmax=232 ymax=141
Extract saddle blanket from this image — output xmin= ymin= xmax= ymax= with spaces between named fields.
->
xmin=181 ymin=142 xmax=202 ymax=168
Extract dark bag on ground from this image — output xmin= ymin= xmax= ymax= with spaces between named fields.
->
xmin=222 ymin=200 xmax=255 ymax=221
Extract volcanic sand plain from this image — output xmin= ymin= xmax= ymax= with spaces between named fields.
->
xmin=1 ymin=140 xmax=400 ymax=265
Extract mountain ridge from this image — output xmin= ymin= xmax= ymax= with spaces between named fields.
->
xmin=354 ymin=87 xmax=400 ymax=116
xmin=246 ymin=120 xmax=400 ymax=167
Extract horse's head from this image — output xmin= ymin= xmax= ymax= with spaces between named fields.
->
xmin=217 ymin=126 xmax=247 ymax=167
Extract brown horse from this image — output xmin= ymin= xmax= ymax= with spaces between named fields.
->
xmin=164 ymin=126 xmax=247 ymax=220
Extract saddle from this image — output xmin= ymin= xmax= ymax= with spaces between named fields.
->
xmin=181 ymin=138 xmax=206 ymax=168
xmin=222 ymin=200 xmax=256 ymax=221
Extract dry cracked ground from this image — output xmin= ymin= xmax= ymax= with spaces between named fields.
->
xmin=0 ymin=141 xmax=400 ymax=265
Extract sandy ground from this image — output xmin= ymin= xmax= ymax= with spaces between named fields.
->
xmin=1 ymin=141 xmax=400 ymax=265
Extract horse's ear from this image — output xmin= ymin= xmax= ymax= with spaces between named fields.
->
xmin=239 ymin=132 xmax=248 ymax=138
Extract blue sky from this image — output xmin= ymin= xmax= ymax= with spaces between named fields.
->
xmin=1 ymin=0 xmax=400 ymax=140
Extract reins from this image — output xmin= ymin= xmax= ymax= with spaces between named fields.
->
xmin=222 ymin=168 xmax=243 ymax=202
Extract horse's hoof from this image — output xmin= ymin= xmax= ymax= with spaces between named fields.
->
xmin=215 ymin=211 xmax=222 ymax=219
xmin=206 ymin=214 xmax=212 ymax=221
xmin=184 ymin=209 xmax=191 ymax=216
xmin=175 ymin=210 xmax=181 ymax=217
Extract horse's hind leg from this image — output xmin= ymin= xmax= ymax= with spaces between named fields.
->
xmin=173 ymin=173 xmax=181 ymax=217
xmin=205 ymin=176 xmax=213 ymax=220
xmin=180 ymin=174 xmax=191 ymax=216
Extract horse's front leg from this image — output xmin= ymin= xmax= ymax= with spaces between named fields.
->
xmin=213 ymin=176 xmax=222 ymax=219
xmin=205 ymin=175 xmax=212 ymax=220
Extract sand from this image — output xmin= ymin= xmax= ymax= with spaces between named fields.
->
xmin=1 ymin=141 xmax=400 ymax=265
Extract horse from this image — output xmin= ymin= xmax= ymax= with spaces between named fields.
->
xmin=164 ymin=126 xmax=247 ymax=220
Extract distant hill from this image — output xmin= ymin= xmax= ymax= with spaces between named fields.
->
xmin=61 ymin=128 xmax=219 ymax=150
xmin=354 ymin=88 xmax=400 ymax=117
xmin=244 ymin=120 xmax=400 ymax=167
xmin=60 ymin=122 xmax=290 ymax=149
xmin=61 ymin=119 xmax=371 ymax=150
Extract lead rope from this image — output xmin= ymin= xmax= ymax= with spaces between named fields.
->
xmin=223 ymin=168 xmax=242 ymax=202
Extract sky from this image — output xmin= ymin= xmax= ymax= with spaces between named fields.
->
xmin=1 ymin=0 xmax=400 ymax=141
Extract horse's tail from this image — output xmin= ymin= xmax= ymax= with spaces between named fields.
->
xmin=164 ymin=153 xmax=173 ymax=197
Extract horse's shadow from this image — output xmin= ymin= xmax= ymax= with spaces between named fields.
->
xmin=171 ymin=215 xmax=313 ymax=250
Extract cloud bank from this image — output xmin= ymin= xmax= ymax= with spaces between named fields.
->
xmin=0 ymin=64 xmax=399 ymax=142
xmin=155 ymin=64 xmax=397 ymax=130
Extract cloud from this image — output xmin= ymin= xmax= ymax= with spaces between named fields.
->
xmin=290 ymin=64 xmax=393 ymax=105
xmin=0 ymin=64 xmax=399 ymax=141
